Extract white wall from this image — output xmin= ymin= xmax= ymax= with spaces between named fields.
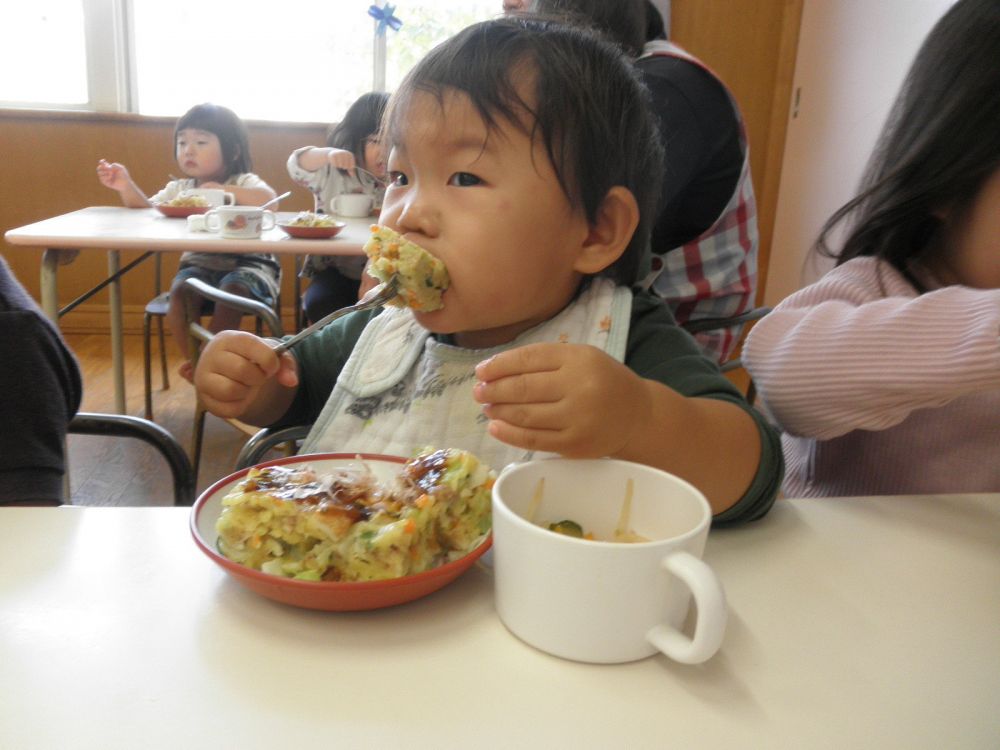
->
xmin=764 ymin=0 xmax=956 ymax=306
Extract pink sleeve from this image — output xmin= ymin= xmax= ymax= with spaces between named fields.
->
xmin=744 ymin=260 xmax=1000 ymax=439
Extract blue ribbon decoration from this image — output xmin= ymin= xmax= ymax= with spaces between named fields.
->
xmin=368 ymin=4 xmax=403 ymax=36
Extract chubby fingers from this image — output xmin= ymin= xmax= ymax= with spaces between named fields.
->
xmin=473 ymin=345 xmax=575 ymax=448
xmin=475 ymin=342 xmax=566 ymax=381
xmin=194 ymin=332 xmax=294 ymax=404
xmin=329 ymin=149 xmax=357 ymax=175
xmin=473 ymin=343 xmax=565 ymax=406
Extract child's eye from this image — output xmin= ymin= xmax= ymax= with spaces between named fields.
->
xmin=448 ymin=172 xmax=482 ymax=187
xmin=388 ymin=171 xmax=408 ymax=187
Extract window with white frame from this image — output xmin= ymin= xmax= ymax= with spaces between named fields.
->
xmin=1 ymin=1 xmax=499 ymax=123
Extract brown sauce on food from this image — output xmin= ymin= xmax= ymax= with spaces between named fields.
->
xmin=406 ymin=449 xmax=449 ymax=494
xmin=243 ymin=466 xmax=373 ymax=521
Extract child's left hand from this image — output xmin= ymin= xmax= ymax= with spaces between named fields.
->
xmin=473 ymin=343 xmax=651 ymax=458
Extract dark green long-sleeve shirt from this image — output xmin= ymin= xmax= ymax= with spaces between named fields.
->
xmin=277 ymin=291 xmax=782 ymax=525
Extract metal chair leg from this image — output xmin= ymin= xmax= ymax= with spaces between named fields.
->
xmin=143 ymin=311 xmax=154 ymax=420
xmin=156 ymin=315 xmax=169 ymax=390
xmin=191 ymin=404 xmax=207 ymax=483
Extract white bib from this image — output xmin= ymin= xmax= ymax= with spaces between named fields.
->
xmin=301 ymin=279 xmax=633 ymax=471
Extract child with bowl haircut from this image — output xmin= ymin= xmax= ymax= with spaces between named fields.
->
xmin=193 ymin=17 xmax=783 ymax=524
xmin=97 ymin=103 xmax=278 ymax=379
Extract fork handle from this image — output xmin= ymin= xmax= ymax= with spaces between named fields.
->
xmin=272 ymin=281 xmax=393 ymax=354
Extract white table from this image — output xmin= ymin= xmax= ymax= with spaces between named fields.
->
xmin=2 ymin=493 xmax=997 ymax=749
xmin=4 ymin=206 xmax=374 ymax=412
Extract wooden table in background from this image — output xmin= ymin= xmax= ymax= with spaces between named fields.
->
xmin=4 ymin=206 xmax=373 ymax=412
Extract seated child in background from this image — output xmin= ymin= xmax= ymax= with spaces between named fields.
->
xmin=743 ymin=0 xmax=1000 ymax=498
xmin=97 ymin=102 xmax=279 ymax=379
xmin=194 ymin=17 xmax=783 ymax=524
xmin=287 ymin=92 xmax=390 ymax=322
xmin=0 ymin=255 xmax=81 ymax=505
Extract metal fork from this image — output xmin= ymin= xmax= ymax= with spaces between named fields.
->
xmin=353 ymin=165 xmax=388 ymax=186
xmin=272 ymin=277 xmax=397 ymax=354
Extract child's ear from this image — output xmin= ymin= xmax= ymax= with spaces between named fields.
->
xmin=572 ymin=186 xmax=639 ymax=275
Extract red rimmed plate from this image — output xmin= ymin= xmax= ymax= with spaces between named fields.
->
xmin=155 ymin=203 xmax=210 ymax=218
xmin=190 ymin=452 xmax=492 ymax=611
xmin=277 ymin=221 xmax=347 ymax=239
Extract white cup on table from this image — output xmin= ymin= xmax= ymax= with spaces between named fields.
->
xmin=204 ymin=206 xmax=276 ymax=239
xmin=491 ymin=458 xmax=727 ymax=665
xmin=329 ymin=193 xmax=374 ymax=218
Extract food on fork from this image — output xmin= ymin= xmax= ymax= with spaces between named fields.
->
xmin=287 ymin=211 xmax=339 ymax=228
xmin=364 ymin=226 xmax=450 ymax=311
xmin=215 ymin=448 xmax=495 ymax=582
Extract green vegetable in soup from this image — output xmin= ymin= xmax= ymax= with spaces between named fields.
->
xmin=548 ymin=520 xmax=585 ymax=538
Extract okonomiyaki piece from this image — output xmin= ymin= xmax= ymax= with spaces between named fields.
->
xmin=364 ymin=225 xmax=449 ymax=311
xmin=398 ymin=448 xmax=494 ymax=553
xmin=215 ymin=449 xmax=494 ymax=582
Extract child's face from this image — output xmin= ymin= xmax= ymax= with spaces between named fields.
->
xmin=381 ymin=88 xmax=592 ymax=349
xmin=362 ymin=135 xmax=387 ymax=178
xmin=934 ymin=166 xmax=1000 ymax=289
xmin=175 ymin=128 xmax=226 ymax=183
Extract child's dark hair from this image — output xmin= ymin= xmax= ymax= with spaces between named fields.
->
xmin=643 ymin=0 xmax=667 ymax=42
xmin=383 ymin=16 xmax=664 ymax=286
xmin=174 ymin=103 xmax=252 ymax=178
xmin=532 ymin=0 xmax=647 ymax=57
xmin=815 ymin=0 xmax=1000 ymax=291
xmin=328 ymin=92 xmax=390 ymax=167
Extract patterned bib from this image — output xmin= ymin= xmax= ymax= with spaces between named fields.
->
xmin=301 ymin=279 xmax=633 ymax=471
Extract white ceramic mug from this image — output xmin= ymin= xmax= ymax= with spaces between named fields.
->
xmin=204 ymin=206 xmax=276 ymax=239
xmin=181 ymin=188 xmax=235 ymax=207
xmin=329 ymin=193 xmax=374 ymax=218
xmin=491 ymin=458 xmax=727 ymax=665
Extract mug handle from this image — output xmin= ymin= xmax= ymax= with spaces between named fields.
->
xmin=645 ymin=551 xmax=727 ymax=664
xmin=329 ymin=195 xmax=341 ymax=214
xmin=223 ymin=191 xmax=236 ymax=206
xmin=204 ymin=209 xmax=221 ymax=233
xmin=261 ymin=210 xmax=276 ymax=231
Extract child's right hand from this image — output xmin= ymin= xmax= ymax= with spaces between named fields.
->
xmin=96 ymin=159 xmax=131 ymax=191
xmin=193 ymin=330 xmax=299 ymax=421
xmin=327 ymin=148 xmax=358 ymax=175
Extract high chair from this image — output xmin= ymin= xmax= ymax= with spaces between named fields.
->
xmin=141 ymin=255 xmax=222 ymax=421
xmin=180 ymin=277 xmax=285 ymax=481
xmin=142 ymin=254 xmax=171 ymax=420
xmin=68 ymin=412 xmax=195 ymax=505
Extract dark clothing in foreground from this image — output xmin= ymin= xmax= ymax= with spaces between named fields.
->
xmin=0 ymin=256 xmax=82 ymax=504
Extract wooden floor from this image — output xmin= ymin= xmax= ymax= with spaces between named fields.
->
xmin=66 ymin=331 xmax=263 ymax=506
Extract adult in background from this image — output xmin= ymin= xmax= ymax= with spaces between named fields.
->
xmin=0 ymin=256 xmax=82 ymax=504
xmin=527 ymin=0 xmax=759 ymax=363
